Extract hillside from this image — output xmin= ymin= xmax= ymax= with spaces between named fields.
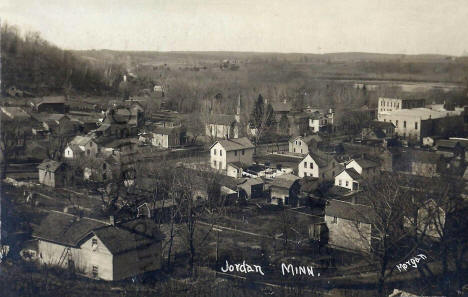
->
xmin=1 ymin=24 xmax=124 ymax=97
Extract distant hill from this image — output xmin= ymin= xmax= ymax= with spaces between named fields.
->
xmin=1 ymin=24 xmax=124 ymax=97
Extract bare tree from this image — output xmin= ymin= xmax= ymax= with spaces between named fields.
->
xmin=348 ymin=173 xmax=414 ymax=297
xmin=0 ymin=119 xmax=26 ymax=178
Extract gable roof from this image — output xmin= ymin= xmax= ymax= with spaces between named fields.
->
xmin=270 ymin=173 xmax=300 ymax=189
xmin=307 ymin=152 xmax=330 ymax=168
xmin=212 ymin=137 xmax=254 ymax=151
xmin=32 ymin=212 xmax=106 ymax=247
xmin=338 ymin=168 xmax=362 ymax=180
xmin=325 ymin=199 xmax=375 ymax=224
xmin=152 ymin=125 xmax=185 ymax=135
xmin=289 ymin=134 xmax=323 ymax=144
xmin=70 ymin=135 xmax=93 ymax=146
xmin=92 ymin=219 xmax=163 ymax=255
xmin=352 ymin=158 xmax=380 ymax=169
xmin=37 ymin=159 xmax=64 ymax=172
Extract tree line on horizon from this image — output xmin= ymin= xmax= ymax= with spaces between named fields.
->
xmin=1 ymin=23 xmax=125 ymax=97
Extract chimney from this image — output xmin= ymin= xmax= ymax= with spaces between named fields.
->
xmin=109 ymin=216 xmax=115 ymax=226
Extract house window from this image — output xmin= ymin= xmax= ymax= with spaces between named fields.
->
xmin=415 ymin=122 xmax=418 ymax=130
xmin=214 ymin=160 xmax=217 ymax=167
xmin=299 ymin=141 xmax=301 ymax=145
xmin=403 ymin=121 xmax=406 ymax=128
xmin=310 ymin=163 xmax=313 ymax=169
xmin=92 ymin=239 xmax=98 ymax=251
xmin=103 ymin=163 xmax=107 ymax=170
xmin=92 ymin=266 xmax=98 ymax=277
xmin=339 ymin=180 xmax=342 ymax=186
xmin=346 ymin=181 xmax=349 ymax=187
xmin=304 ymin=162 xmax=307 ymax=168
xmin=214 ymin=149 xmax=217 ymax=155
xmin=294 ymin=148 xmax=296 ymax=153
xmin=235 ymin=151 xmax=237 ymax=156
xmin=220 ymin=150 xmax=222 ymax=156
xmin=332 ymin=217 xmax=337 ymax=224
xmin=242 ymin=150 xmax=245 ymax=155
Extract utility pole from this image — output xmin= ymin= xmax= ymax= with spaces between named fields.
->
xmin=213 ymin=227 xmax=223 ymax=265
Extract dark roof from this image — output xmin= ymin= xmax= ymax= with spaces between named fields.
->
xmin=228 ymin=162 xmax=248 ymax=170
xmin=34 ymin=96 xmax=66 ymax=105
xmin=339 ymin=168 xmax=362 ymax=180
xmin=92 ymin=219 xmax=163 ymax=255
xmin=308 ymin=152 xmax=329 ymax=168
xmin=270 ymin=173 xmax=300 ymax=189
xmin=33 ymin=213 xmax=163 ymax=254
xmin=212 ymin=137 xmax=254 ymax=151
xmin=32 ymin=212 xmax=106 ymax=247
xmin=208 ymin=114 xmax=237 ymax=126
xmin=325 ymin=199 xmax=375 ymax=224
xmin=32 ymin=113 xmax=67 ymax=123
xmin=299 ymin=177 xmax=320 ymax=194
xmin=370 ymin=121 xmax=395 ymax=129
xmin=327 ymin=185 xmax=353 ymax=197
xmin=152 ymin=125 xmax=185 ymax=135
xmin=352 ymin=158 xmax=380 ymax=169
xmin=37 ymin=159 xmax=64 ymax=172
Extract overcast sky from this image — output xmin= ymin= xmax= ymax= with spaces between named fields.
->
xmin=2 ymin=0 xmax=468 ymax=55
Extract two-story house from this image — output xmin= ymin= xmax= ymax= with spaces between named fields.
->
xmin=210 ymin=137 xmax=254 ymax=172
xmin=64 ymin=135 xmax=99 ymax=159
xmin=298 ymin=152 xmax=342 ymax=180
xmin=334 ymin=168 xmax=362 ymax=191
xmin=345 ymin=158 xmax=380 ymax=180
xmin=288 ymin=135 xmax=323 ymax=155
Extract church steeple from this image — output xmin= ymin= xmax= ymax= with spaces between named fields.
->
xmin=235 ymin=94 xmax=241 ymax=123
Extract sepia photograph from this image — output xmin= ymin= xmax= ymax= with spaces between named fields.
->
xmin=0 ymin=1 xmax=467 ymax=296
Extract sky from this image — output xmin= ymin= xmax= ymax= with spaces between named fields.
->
xmin=1 ymin=0 xmax=468 ymax=55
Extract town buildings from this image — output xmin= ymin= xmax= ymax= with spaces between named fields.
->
xmin=377 ymin=106 xmax=464 ymax=142
xmin=377 ymin=97 xmax=426 ymax=118
xmin=210 ymin=137 xmax=254 ymax=172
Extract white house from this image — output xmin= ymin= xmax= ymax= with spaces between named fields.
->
xmin=210 ymin=137 xmax=255 ymax=172
xmin=298 ymin=153 xmax=342 ymax=180
xmin=298 ymin=154 xmax=319 ymax=178
xmin=31 ymin=213 xmax=163 ymax=281
xmin=64 ymin=135 xmax=98 ymax=159
xmin=288 ymin=135 xmax=322 ymax=155
xmin=345 ymin=158 xmax=380 ymax=180
xmin=334 ymin=168 xmax=362 ymax=191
